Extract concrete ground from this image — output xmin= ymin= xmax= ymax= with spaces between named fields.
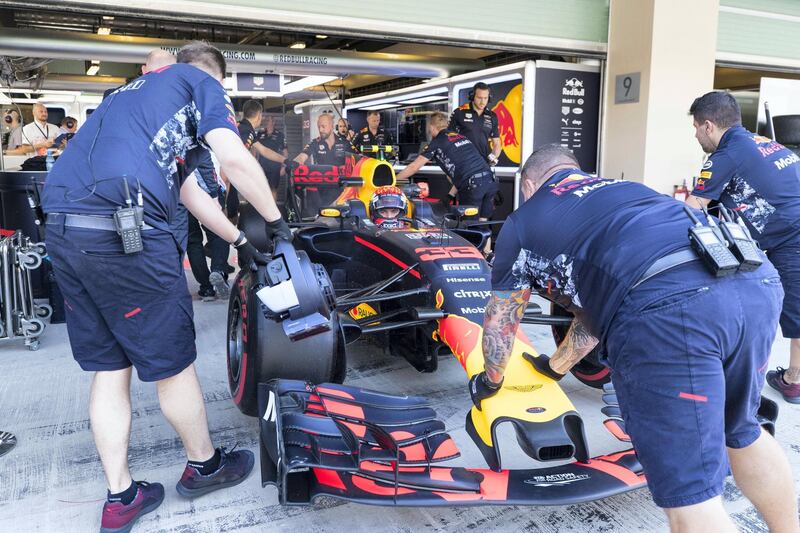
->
xmin=1 ymin=273 xmax=799 ymax=532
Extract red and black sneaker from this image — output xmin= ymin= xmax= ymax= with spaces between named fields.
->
xmin=99 ymin=481 xmax=164 ymax=533
xmin=176 ymin=447 xmax=254 ymax=498
xmin=767 ymin=367 xmax=800 ymax=404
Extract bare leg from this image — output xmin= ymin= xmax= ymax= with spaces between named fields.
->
xmin=783 ymin=338 xmax=800 ymax=384
xmin=663 ymin=497 xmax=737 ymax=533
xmin=728 ymin=430 xmax=800 ymax=533
xmin=90 ymin=368 xmax=133 ymax=493
xmin=156 ymin=364 xmax=215 ymax=462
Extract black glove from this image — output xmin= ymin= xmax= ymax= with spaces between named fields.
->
xmin=440 ymin=194 xmax=456 ymax=209
xmin=468 ymin=372 xmax=503 ymax=411
xmin=265 ymin=217 xmax=292 ymax=242
xmin=236 ymin=239 xmax=268 ymax=272
xmin=522 ymin=352 xmax=566 ymax=381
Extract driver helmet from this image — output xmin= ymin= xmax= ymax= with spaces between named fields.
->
xmin=370 ymin=186 xmax=408 ymax=228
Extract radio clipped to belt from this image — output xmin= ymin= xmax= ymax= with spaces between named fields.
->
xmin=716 ymin=205 xmax=763 ymax=272
xmin=682 ymin=205 xmax=760 ymax=277
xmin=113 ymin=179 xmax=145 ymax=254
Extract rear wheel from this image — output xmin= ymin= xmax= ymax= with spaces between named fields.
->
xmin=550 ymin=303 xmax=610 ymax=389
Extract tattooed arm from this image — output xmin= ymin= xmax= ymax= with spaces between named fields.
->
xmin=482 ymin=289 xmax=531 ymax=384
xmin=548 ymin=318 xmax=598 ymax=375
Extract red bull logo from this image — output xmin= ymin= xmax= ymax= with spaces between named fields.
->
xmin=492 ymin=83 xmax=522 ymax=164
xmin=437 ymin=315 xmax=481 ymax=369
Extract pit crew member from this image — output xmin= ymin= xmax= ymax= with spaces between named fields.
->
xmin=227 ymin=99 xmax=286 ymax=220
xmin=449 ymin=81 xmax=501 ymax=165
xmin=395 ymin=111 xmax=496 ymax=252
xmin=256 ymin=114 xmax=288 ymax=198
xmin=686 ymin=91 xmax=800 ymax=405
xmin=354 ymin=110 xmax=394 ymax=158
xmin=294 ymin=113 xmax=358 ymax=207
xmin=469 ymin=144 xmax=798 ymax=532
xmin=42 ymin=42 xmax=291 ymax=532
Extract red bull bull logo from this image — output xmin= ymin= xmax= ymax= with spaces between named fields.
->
xmin=492 ymin=84 xmax=522 ymax=164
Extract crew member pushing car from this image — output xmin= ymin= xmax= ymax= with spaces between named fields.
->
xmin=449 ymin=81 xmax=502 ymax=166
xmin=686 ymin=91 xmax=800 ymax=405
xmin=41 ymin=42 xmax=291 ymax=532
xmin=396 ymin=111 xmax=496 ymax=252
xmin=354 ymin=110 xmax=394 ymax=158
xmin=469 ymin=144 xmax=798 ymax=532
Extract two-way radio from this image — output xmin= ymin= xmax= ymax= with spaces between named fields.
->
xmin=716 ymin=205 xmax=763 ymax=272
xmin=683 ymin=205 xmax=740 ymax=277
xmin=113 ymin=178 xmax=144 ymax=254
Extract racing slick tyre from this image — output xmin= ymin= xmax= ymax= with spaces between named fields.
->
xmin=772 ymin=114 xmax=800 ymax=146
xmin=550 ymin=303 xmax=610 ymax=389
xmin=227 ymin=264 xmax=345 ymax=417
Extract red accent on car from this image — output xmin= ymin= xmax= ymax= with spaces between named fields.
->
xmin=351 ymin=474 xmax=415 ymax=496
xmin=577 ymin=458 xmax=643 ymax=486
xmin=124 ymin=307 xmax=141 ymax=318
xmin=354 ymin=236 xmax=421 ymax=279
xmin=313 ymin=468 xmax=346 ymax=490
xmin=317 ymin=386 xmax=355 ymax=400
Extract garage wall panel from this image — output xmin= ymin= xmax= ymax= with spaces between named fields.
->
xmin=718 ymin=2 xmax=800 ymax=68
xmin=50 ymin=0 xmax=609 ymax=54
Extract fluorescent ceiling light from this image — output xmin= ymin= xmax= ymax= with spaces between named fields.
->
xmin=97 ymin=27 xmax=111 ymax=35
xmin=398 ymin=95 xmax=448 ymax=105
xmin=86 ymin=61 xmax=100 ymax=76
xmin=281 ymin=75 xmax=337 ymax=94
xmin=315 ymin=34 xmax=328 ymax=39
xmin=361 ymin=103 xmax=401 ymax=111
xmin=102 ymin=15 xmax=115 ymax=20
xmin=289 ymin=41 xmax=306 ymax=49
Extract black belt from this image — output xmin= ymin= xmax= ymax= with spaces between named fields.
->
xmin=46 ymin=213 xmax=155 ymax=231
xmin=632 ymin=248 xmax=700 ymax=289
xmin=462 ymin=171 xmax=493 ymax=191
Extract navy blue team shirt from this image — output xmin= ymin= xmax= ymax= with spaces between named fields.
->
xmin=42 ymin=63 xmax=238 ymax=233
xmin=492 ymin=169 xmax=693 ymax=340
xmin=422 ymin=130 xmax=490 ymax=189
xmin=691 ymin=125 xmax=800 ymax=250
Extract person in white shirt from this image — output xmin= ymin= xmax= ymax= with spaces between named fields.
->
xmin=18 ymin=103 xmax=57 ymax=155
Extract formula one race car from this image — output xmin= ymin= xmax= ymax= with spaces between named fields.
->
xmin=226 ymin=153 xmax=777 ymax=507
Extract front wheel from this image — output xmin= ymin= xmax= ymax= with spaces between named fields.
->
xmin=550 ymin=303 xmax=610 ymax=389
xmin=227 ymin=269 xmax=345 ymax=416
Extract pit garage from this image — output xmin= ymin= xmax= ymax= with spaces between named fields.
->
xmin=0 ymin=1 xmax=799 ymax=532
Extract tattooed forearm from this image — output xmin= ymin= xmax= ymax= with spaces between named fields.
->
xmin=482 ymin=289 xmax=530 ymax=384
xmin=549 ymin=319 xmax=598 ymax=375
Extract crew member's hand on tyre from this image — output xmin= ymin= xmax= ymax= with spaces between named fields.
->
xmin=468 ymin=371 xmax=503 ymax=410
xmin=522 ymin=352 xmax=566 ymax=381
xmin=236 ymin=237 xmax=268 ymax=271
xmin=265 ymin=217 xmax=293 ymax=242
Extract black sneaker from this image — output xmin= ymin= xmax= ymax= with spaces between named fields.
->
xmin=100 ymin=481 xmax=164 ymax=533
xmin=198 ymin=288 xmax=216 ymax=302
xmin=208 ymin=271 xmax=230 ymax=299
xmin=176 ymin=447 xmax=254 ymax=498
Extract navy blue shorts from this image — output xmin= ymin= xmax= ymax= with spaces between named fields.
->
xmin=604 ymin=262 xmax=783 ymax=508
xmin=458 ymin=178 xmax=497 ymax=219
xmin=46 ymin=221 xmax=197 ymax=382
xmin=767 ymin=240 xmax=800 ymax=338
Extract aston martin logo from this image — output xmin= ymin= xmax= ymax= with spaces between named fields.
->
xmin=503 ymin=384 xmax=543 ymax=393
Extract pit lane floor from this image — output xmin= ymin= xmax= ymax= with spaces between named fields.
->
xmin=1 ymin=272 xmax=799 ymax=532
